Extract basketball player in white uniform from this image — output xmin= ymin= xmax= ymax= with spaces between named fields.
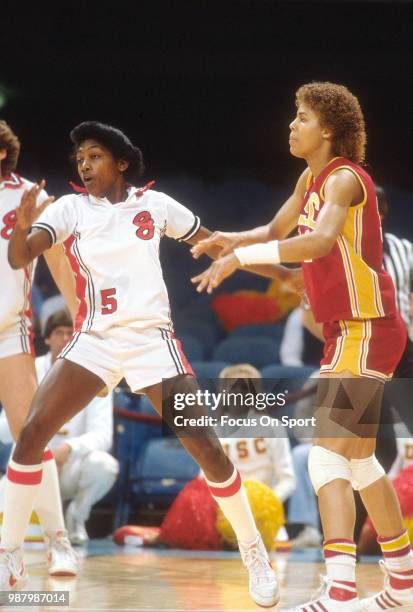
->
xmin=0 ymin=121 xmax=278 ymax=607
xmin=0 ymin=121 xmax=78 ymax=575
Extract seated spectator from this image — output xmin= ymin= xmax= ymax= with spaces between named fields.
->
xmin=279 ymin=305 xmax=323 ymax=367
xmin=0 ymin=310 xmax=119 ymax=545
xmin=114 ymin=363 xmax=296 ymax=550
xmin=217 ymin=364 xmax=296 ymax=509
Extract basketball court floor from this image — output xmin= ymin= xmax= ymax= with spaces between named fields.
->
xmin=2 ymin=541 xmax=385 ymax=611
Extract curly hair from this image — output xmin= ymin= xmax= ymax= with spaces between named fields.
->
xmin=70 ymin=121 xmax=145 ymax=181
xmin=0 ymin=120 xmax=20 ymax=177
xmin=296 ymin=82 xmax=366 ymax=164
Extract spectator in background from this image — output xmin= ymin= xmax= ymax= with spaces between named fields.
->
xmin=279 ymin=306 xmax=323 ymax=367
xmin=217 ymin=364 xmax=296 ymax=508
xmin=218 ymin=364 xmax=296 ymax=547
xmin=0 ymin=310 xmax=118 ymax=545
xmin=377 ymin=185 xmax=413 ymax=341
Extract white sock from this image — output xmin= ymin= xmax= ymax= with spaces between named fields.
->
xmin=33 ymin=449 xmax=65 ymax=533
xmin=1 ymin=459 xmax=43 ymax=549
xmin=205 ymin=467 xmax=258 ymax=544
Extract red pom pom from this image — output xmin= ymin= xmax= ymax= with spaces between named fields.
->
xmin=364 ymin=464 xmax=413 ymax=535
xmin=160 ymin=478 xmax=222 ymax=550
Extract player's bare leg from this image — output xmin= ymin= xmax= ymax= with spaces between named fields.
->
xmin=0 ymin=353 xmax=78 ymax=577
xmin=0 ymin=354 xmax=37 ymax=439
xmin=293 ymin=370 xmax=412 ymax=611
xmin=144 ymin=374 xmax=279 ymax=608
xmin=0 ymin=359 xmax=104 ymax=590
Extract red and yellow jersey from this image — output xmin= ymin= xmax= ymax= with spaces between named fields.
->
xmin=297 ymin=157 xmax=397 ymax=323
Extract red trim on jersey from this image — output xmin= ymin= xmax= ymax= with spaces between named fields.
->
xmin=7 ymin=465 xmax=42 ymax=485
xmin=135 ymin=180 xmax=155 ymax=197
xmin=63 ymin=235 xmax=88 ymax=331
xmin=23 ymin=265 xmax=35 ymax=356
xmin=43 ymin=448 xmax=54 ymax=462
xmin=208 ymin=471 xmax=242 ymax=498
xmin=1 ymin=173 xmax=24 ymax=190
xmin=68 ymin=181 xmax=88 ymax=193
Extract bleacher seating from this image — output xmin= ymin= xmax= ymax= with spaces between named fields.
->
xmin=175 ymin=320 xmax=220 ymax=357
xmin=130 ymin=438 xmax=199 ymax=510
xmin=213 ymin=336 xmax=281 ymax=368
xmin=179 ymin=334 xmax=206 ymax=362
xmin=191 ymin=360 xmax=230 ymax=389
xmin=228 ymin=322 xmax=285 ymax=341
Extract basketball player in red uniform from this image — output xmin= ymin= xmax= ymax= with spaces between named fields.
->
xmin=192 ymin=82 xmax=411 ymax=610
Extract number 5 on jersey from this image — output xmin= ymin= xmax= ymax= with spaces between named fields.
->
xmin=101 ymin=288 xmax=117 ymax=315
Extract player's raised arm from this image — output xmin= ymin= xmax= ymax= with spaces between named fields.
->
xmin=190 ymin=168 xmax=308 ymax=260
xmin=8 ymin=180 xmax=55 ymax=269
xmin=192 ymin=168 xmax=359 ymax=293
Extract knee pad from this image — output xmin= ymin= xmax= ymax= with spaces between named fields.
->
xmin=308 ymin=445 xmax=352 ymax=495
xmin=350 ymin=455 xmax=385 ymax=491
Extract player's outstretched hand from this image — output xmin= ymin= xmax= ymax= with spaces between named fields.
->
xmin=191 ymin=252 xmax=239 ymax=293
xmin=15 ymin=180 xmax=55 ymax=230
xmin=191 ymin=231 xmax=243 ymax=259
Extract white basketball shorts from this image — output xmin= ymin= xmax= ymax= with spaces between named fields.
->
xmin=0 ymin=325 xmax=34 ymax=359
xmin=58 ymin=326 xmax=194 ymax=392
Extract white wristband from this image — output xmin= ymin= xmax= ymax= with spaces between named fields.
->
xmin=234 ymin=240 xmax=280 ymax=266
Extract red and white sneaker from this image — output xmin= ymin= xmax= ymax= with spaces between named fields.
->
xmin=239 ymin=533 xmax=279 ymax=608
xmin=45 ymin=530 xmax=78 ymax=576
xmin=360 ymin=560 xmax=413 ymax=610
xmin=0 ymin=547 xmax=27 ymax=591
xmin=286 ymin=575 xmax=362 ymax=611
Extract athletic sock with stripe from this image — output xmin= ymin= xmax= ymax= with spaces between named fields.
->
xmin=1 ymin=459 xmax=43 ymax=549
xmin=205 ymin=467 xmax=258 ymax=544
xmin=378 ymin=530 xmax=413 ymax=590
xmin=323 ymin=539 xmax=358 ymax=601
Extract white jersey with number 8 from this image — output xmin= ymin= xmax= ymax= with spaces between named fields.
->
xmin=32 ymin=185 xmax=200 ymax=333
xmin=0 ymin=174 xmax=48 ymax=350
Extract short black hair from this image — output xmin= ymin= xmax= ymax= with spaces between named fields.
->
xmin=70 ymin=121 xmax=145 ymax=181
xmin=44 ymin=309 xmax=72 ymax=339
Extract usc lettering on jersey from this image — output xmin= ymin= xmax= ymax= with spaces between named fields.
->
xmin=32 ymin=186 xmax=201 ymax=333
xmin=298 ymin=157 xmax=397 ymax=323
xmin=0 ymin=174 xmax=48 ymax=347
xmin=219 ymin=434 xmax=296 ymax=501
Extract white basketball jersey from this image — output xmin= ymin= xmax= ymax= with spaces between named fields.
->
xmin=33 ymin=185 xmax=200 ymax=333
xmin=0 ymin=174 xmax=46 ymax=345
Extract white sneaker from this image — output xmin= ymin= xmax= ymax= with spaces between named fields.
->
xmin=239 ymin=533 xmax=279 ymax=608
xmin=291 ymin=526 xmax=322 ymax=548
xmin=360 ymin=560 xmax=413 ymax=610
xmin=286 ymin=575 xmax=362 ymax=611
xmin=45 ymin=530 xmax=78 ymax=576
xmin=65 ymin=504 xmax=89 ymax=546
xmin=0 ymin=547 xmax=27 ymax=591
